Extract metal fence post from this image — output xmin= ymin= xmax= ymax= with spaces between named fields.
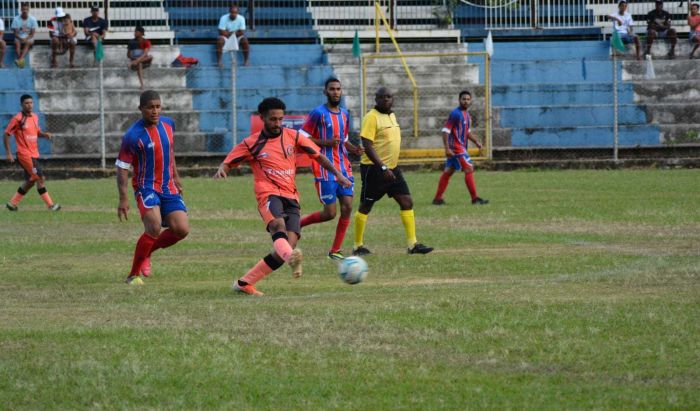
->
xmin=230 ymin=50 xmax=238 ymax=146
xmin=99 ymin=60 xmax=106 ymax=169
xmin=612 ymin=53 xmax=619 ymax=161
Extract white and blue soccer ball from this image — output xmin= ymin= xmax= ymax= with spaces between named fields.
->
xmin=338 ymin=256 xmax=368 ymax=285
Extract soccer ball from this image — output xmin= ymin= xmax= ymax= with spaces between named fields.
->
xmin=338 ymin=256 xmax=368 ymax=285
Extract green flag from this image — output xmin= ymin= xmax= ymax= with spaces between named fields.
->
xmin=352 ymin=30 xmax=361 ymax=58
xmin=95 ymin=38 xmax=104 ymax=62
xmin=610 ymin=31 xmax=626 ymax=53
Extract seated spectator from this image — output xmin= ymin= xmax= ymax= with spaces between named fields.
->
xmin=48 ymin=8 xmax=78 ymax=68
xmin=83 ymin=5 xmax=108 ymax=63
xmin=11 ymin=3 xmax=37 ymax=68
xmin=690 ymin=3 xmax=700 ymax=58
xmin=646 ymin=1 xmax=677 ymax=58
xmin=0 ymin=16 xmax=6 ymax=68
xmin=216 ymin=4 xmax=250 ymax=67
xmin=127 ymin=26 xmax=153 ymax=90
xmin=608 ymin=0 xmax=641 ymax=60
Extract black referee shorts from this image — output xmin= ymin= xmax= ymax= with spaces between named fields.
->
xmin=359 ymin=164 xmax=411 ymax=204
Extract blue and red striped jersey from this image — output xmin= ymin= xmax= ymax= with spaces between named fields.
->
xmin=116 ymin=116 xmax=179 ymax=195
xmin=442 ymin=107 xmax=471 ymax=155
xmin=300 ymin=104 xmax=352 ymax=181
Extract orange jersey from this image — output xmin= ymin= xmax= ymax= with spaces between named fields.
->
xmin=5 ymin=112 xmax=42 ymax=158
xmin=224 ymin=128 xmax=321 ymax=203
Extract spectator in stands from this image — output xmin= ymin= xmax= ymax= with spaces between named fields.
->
xmin=645 ymin=1 xmax=677 ymax=58
xmin=11 ymin=3 xmax=38 ymax=68
xmin=127 ymin=26 xmax=153 ymax=90
xmin=689 ymin=3 xmax=700 ymax=58
xmin=216 ymin=4 xmax=250 ymax=67
xmin=49 ymin=8 xmax=78 ymax=68
xmin=0 ymin=16 xmax=6 ymax=68
xmin=83 ymin=5 xmax=108 ymax=63
xmin=609 ymin=0 xmax=641 ymax=60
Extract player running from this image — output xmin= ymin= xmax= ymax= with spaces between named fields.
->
xmin=432 ymin=90 xmax=488 ymax=206
xmin=214 ymin=97 xmax=351 ymax=297
xmin=299 ymin=78 xmax=364 ymax=260
xmin=116 ymin=90 xmax=189 ymax=285
xmin=4 ymin=94 xmax=61 ymax=212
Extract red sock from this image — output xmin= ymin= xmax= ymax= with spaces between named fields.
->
xmin=434 ymin=172 xmax=451 ymax=201
xmin=151 ymin=229 xmax=183 ymax=253
xmin=300 ymin=211 xmax=323 ymax=228
xmin=465 ymin=172 xmax=478 ymax=200
xmin=330 ymin=217 xmax=351 ymax=253
xmin=129 ymin=233 xmax=157 ymax=276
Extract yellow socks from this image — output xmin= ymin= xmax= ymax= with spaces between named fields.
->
xmin=400 ymin=209 xmax=417 ymax=248
xmin=354 ymin=212 xmax=368 ymax=248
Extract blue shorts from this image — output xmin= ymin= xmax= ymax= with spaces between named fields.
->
xmin=135 ymin=188 xmax=188 ymax=226
xmin=690 ymin=32 xmax=700 ymax=42
xmin=619 ymin=33 xmax=637 ymax=44
xmin=315 ymin=177 xmax=354 ymax=205
xmin=445 ymin=154 xmax=473 ymax=171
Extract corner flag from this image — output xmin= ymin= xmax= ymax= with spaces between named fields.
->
xmin=352 ymin=30 xmax=361 ymax=58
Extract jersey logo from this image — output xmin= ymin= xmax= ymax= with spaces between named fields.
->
xmin=258 ymin=152 xmax=269 ymax=159
xmin=286 ymin=146 xmax=295 ymax=156
xmin=147 ymin=142 xmax=155 ymax=148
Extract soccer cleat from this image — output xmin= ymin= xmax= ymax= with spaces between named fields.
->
xmin=471 ymin=197 xmax=489 ymax=205
xmin=408 ymin=243 xmax=434 ymax=255
xmin=6 ymin=203 xmax=18 ymax=211
xmin=49 ymin=203 xmax=62 ymax=211
xmin=352 ymin=246 xmax=372 ymax=256
xmin=432 ymin=198 xmax=446 ymax=205
xmin=140 ymin=257 xmax=152 ymax=277
xmin=125 ymin=276 xmax=144 ymax=285
xmin=233 ymin=281 xmax=264 ymax=296
xmin=288 ymin=248 xmax=303 ymax=278
xmin=328 ymin=251 xmax=345 ymax=261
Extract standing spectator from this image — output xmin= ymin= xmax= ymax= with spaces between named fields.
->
xmin=0 ymin=16 xmax=6 ymax=68
xmin=11 ymin=3 xmax=38 ymax=68
xmin=216 ymin=4 xmax=250 ymax=67
xmin=83 ymin=5 xmax=108 ymax=63
xmin=645 ymin=1 xmax=677 ymax=58
xmin=48 ymin=8 xmax=77 ymax=68
xmin=4 ymin=94 xmax=61 ymax=212
xmin=689 ymin=3 xmax=700 ymax=58
xmin=609 ymin=0 xmax=641 ymax=60
xmin=127 ymin=26 xmax=153 ymax=90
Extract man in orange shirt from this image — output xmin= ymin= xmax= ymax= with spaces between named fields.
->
xmin=4 ymin=94 xmax=61 ymax=211
xmin=214 ymin=97 xmax=351 ymax=296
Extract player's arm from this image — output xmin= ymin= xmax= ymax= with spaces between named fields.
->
xmin=309 ymin=137 xmax=339 ymax=148
xmin=39 ymin=130 xmax=51 ymax=139
xmin=361 ymin=137 xmax=396 ymax=182
xmin=441 ymin=131 xmax=454 ymax=157
xmin=214 ymin=141 xmax=250 ymax=178
xmin=467 ymin=131 xmax=483 ymax=150
xmin=171 ymin=148 xmax=183 ymax=195
xmin=116 ymin=166 xmax=130 ymax=221
xmin=344 ymin=140 xmax=364 ymax=155
xmin=4 ymin=132 xmax=14 ymax=162
xmin=313 ymin=152 xmax=352 ymax=188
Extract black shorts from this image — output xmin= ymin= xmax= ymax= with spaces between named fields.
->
xmin=264 ymin=195 xmax=301 ymax=235
xmin=359 ymin=164 xmax=410 ymax=204
xmin=18 ymin=156 xmax=44 ymax=181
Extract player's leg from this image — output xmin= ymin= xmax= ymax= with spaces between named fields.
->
xmin=457 ymin=155 xmax=488 ymax=205
xmin=136 ymin=62 xmax=145 ymax=90
xmin=32 ymin=159 xmax=60 ymax=210
xmin=7 ymin=156 xmax=40 ymax=210
xmin=300 ymin=180 xmax=337 ymax=227
xmin=433 ymin=161 xmax=457 ymax=204
xmin=390 ymin=168 xmax=433 ymax=254
xmin=329 ymin=193 xmax=353 ymax=259
xmin=18 ymin=38 xmax=32 ymax=63
xmin=353 ymin=165 xmax=381 ymax=255
xmin=126 ymin=191 xmax=162 ymax=284
xmin=144 ymin=194 xmax=189 ymax=277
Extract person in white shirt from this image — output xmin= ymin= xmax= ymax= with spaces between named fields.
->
xmin=216 ymin=4 xmax=250 ymax=67
xmin=11 ymin=3 xmax=38 ymax=68
xmin=609 ymin=0 xmax=641 ymax=60
xmin=0 ymin=17 xmax=6 ymax=68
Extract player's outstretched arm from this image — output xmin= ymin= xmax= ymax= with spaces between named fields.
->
xmin=213 ymin=162 xmax=231 ymax=179
xmin=39 ymin=130 xmax=52 ymax=140
xmin=315 ymin=154 xmax=351 ymax=188
xmin=116 ymin=167 xmax=130 ymax=221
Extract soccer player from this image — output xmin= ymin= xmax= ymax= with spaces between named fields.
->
xmin=214 ymin=97 xmax=351 ymax=297
xmin=432 ymin=90 xmax=489 ymax=206
xmin=299 ymin=78 xmax=364 ymax=260
xmin=353 ymin=87 xmax=433 ymax=256
xmin=116 ymin=90 xmax=189 ymax=285
xmin=4 ymin=94 xmax=61 ymax=212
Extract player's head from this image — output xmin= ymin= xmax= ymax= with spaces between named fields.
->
xmin=20 ymin=94 xmax=33 ymax=113
xmin=692 ymin=2 xmax=699 ymax=13
xmin=139 ymin=90 xmax=162 ymax=125
xmin=618 ymin=0 xmax=627 ymax=12
xmin=375 ymin=87 xmax=394 ymax=112
xmin=258 ymin=97 xmax=286 ymax=136
xmin=229 ymin=4 xmax=239 ymax=18
xmin=654 ymin=0 xmax=663 ymax=11
xmin=458 ymin=90 xmax=472 ymax=109
xmin=91 ymin=5 xmax=99 ymax=17
xmin=20 ymin=3 xmax=29 ymax=17
xmin=135 ymin=25 xmax=145 ymax=39
xmin=324 ymin=77 xmax=342 ymax=107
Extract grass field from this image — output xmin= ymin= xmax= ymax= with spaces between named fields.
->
xmin=1 ymin=169 xmax=699 ymax=409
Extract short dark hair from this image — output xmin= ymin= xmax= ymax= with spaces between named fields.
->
xmin=20 ymin=3 xmax=28 ymax=9
xmin=324 ymin=77 xmax=341 ymax=88
xmin=692 ymin=2 xmax=699 ymax=8
xmin=459 ymin=90 xmax=472 ymax=99
xmin=139 ymin=90 xmax=161 ymax=107
xmin=135 ymin=25 xmax=145 ymax=35
xmin=230 ymin=4 xmax=239 ymax=10
xmin=258 ymin=97 xmax=286 ymax=116
xmin=20 ymin=94 xmax=32 ymax=103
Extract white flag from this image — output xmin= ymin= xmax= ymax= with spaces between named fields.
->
xmin=223 ymin=35 xmax=239 ymax=52
xmin=644 ymin=54 xmax=655 ymax=80
xmin=484 ymin=31 xmax=494 ymax=57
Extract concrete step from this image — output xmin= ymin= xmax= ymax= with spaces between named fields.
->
xmin=178 ymin=44 xmax=327 ymax=67
xmin=192 ymin=87 xmax=326 ymax=111
xmin=492 ymin=83 xmax=634 ymax=106
xmin=630 ymin=80 xmax=700 ymax=103
xmin=37 ymin=89 xmax=194 ymax=111
xmin=185 ymin=66 xmax=335 ymax=88
xmin=44 ymin=111 xmax=201 ymax=134
xmin=644 ymin=103 xmax=700 ymax=124
xmin=491 ymin=59 xmax=615 ymax=85
xmin=325 ymin=43 xmax=467 ymax=54
xmin=659 ymin=124 xmax=700 ymax=144
xmin=33 ymin=67 xmax=188 ymax=90
xmin=622 ymin=59 xmax=700 ymax=81
xmin=497 ymin=104 xmax=650 ymax=128
xmin=334 ymin=63 xmax=480 ymax=84
xmin=327 ymin=51 xmax=471 ymax=66
xmin=619 ymin=40 xmax=700 ymax=60
xmin=28 ymin=45 xmax=181 ymax=69
xmin=0 ymin=68 xmax=37 ymax=90
xmin=509 ymin=124 xmax=661 ymax=147
xmin=466 ymin=40 xmax=611 ymax=61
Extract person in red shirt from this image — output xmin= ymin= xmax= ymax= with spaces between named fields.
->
xmin=214 ymin=97 xmax=352 ymax=296
xmin=127 ymin=26 xmax=153 ymax=90
xmin=4 ymin=94 xmax=60 ymax=211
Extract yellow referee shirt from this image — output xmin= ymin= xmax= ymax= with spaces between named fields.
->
xmin=360 ymin=108 xmax=401 ymax=169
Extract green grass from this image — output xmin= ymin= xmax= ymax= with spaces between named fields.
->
xmin=1 ymin=169 xmax=699 ymax=410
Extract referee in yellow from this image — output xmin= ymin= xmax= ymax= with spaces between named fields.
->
xmin=353 ymin=87 xmax=434 ymax=256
